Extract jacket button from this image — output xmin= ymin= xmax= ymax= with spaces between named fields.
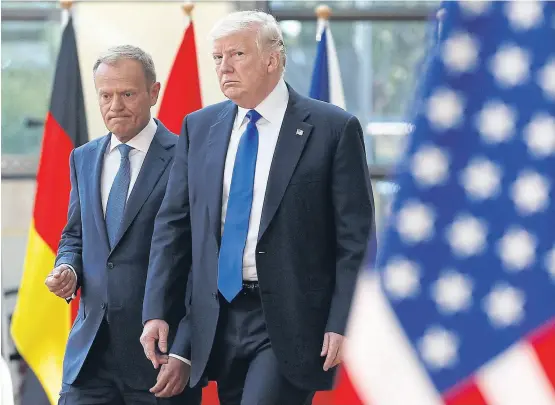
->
xmin=107 ymin=262 xmax=114 ymax=269
xmin=101 ymin=303 xmax=107 ymax=309
xmin=212 ymin=292 xmax=218 ymax=300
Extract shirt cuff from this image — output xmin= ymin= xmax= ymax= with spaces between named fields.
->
xmin=63 ymin=264 xmax=77 ymax=300
xmin=169 ymin=353 xmax=191 ymax=365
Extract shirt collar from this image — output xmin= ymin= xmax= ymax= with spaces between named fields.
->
xmin=234 ymin=79 xmax=289 ymax=129
xmin=109 ymin=117 xmax=157 ymax=154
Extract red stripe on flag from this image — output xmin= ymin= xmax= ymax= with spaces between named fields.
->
xmin=34 ymin=112 xmax=74 ymax=253
xmin=158 ymin=21 xmax=202 ymax=134
xmin=444 ymin=378 xmax=487 ymax=405
xmin=529 ymin=319 xmax=555 ymax=389
xmin=329 ymin=366 xmax=365 ymax=405
xmin=201 ymin=382 xmax=219 ymax=404
xmin=33 ymin=112 xmax=80 ymax=322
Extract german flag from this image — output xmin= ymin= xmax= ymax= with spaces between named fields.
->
xmin=11 ymin=15 xmax=88 ymax=405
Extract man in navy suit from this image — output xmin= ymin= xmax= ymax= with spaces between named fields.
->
xmin=141 ymin=11 xmax=375 ymax=405
xmin=45 ymin=45 xmax=201 ymax=405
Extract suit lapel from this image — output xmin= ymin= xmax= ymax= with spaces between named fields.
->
xmin=90 ymin=135 xmax=111 ymax=252
xmin=258 ymin=91 xmax=313 ymax=241
xmin=205 ymin=102 xmax=237 ymax=247
xmin=110 ymin=125 xmax=174 ymax=251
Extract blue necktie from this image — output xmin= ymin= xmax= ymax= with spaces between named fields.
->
xmin=218 ymin=110 xmax=262 ymax=302
xmin=105 ymin=143 xmax=133 ymax=249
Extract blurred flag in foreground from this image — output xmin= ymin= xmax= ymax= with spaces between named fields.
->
xmin=345 ymin=2 xmax=555 ymax=405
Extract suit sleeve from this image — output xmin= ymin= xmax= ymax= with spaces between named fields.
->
xmin=55 ymin=149 xmax=83 ymax=290
xmin=326 ymin=115 xmax=375 ymax=335
xmin=168 ymin=268 xmax=194 ymax=360
xmin=143 ymin=116 xmax=193 ymax=356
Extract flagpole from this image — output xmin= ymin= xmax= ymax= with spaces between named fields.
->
xmin=182 ymin=0 xmax=194 ymax=22
xmin=315 ymin=4 xmax=331 ymax=19
xmin=436 ymin=7 xmax=446 ymax=42
xmin=315 ymin=4 xmax=331 ymax=41
xmin=60 ymin=0 xmax=72 ymax=28
xmin=182 ymin=1 xmax=194 ymax=15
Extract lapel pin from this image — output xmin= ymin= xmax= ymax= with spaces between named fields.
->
xmin=296 ymin=129 xmax=304 ymax=136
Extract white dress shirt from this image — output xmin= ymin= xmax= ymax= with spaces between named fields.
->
xmin=220 ymin=79 xmax=289 ymax=281
xmin=101 ymin=118 xmax=157 ymax=214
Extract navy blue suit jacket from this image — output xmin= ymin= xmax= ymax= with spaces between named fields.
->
xmin=56 ymin=120 xmax=185 ymax=390
xmin=144 ymin=87 xmax=375 ymax=391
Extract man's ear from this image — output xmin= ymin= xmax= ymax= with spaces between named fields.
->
xmin=267 ymin=51 xmax=280 ymax=74
xmin=150 ymin=81 xmax=161 ymax=106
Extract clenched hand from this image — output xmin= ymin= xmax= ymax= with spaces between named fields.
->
xmin=44 ymin=265 xmax=76 ymax=299
xmin=140 ymin=319 xmax=171 ymax=369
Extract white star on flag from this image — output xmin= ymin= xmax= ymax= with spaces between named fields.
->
xmin=411 ymin=146 xmax=449 ymax=187
xmin=419 ymin=326 xmax=459 ymax=370
xmin=497 ymin=228 xmax=536 ymax=271
xmin=442 ymin=32 xmax=479 ymax=73
xmin=446 ymin=214 xmax=488 ymax=257
xmin=432 ymin=270 xmax=473 ymax=314
xmin=490 ymin=45 xmax=530 ymax=87
xmin=427 ymin=88 xmax=464 ymax=131
xmin=460 ymin=157 xmax=502 ymax=200
xmin=483 ymin=283 xmax=525 ymax=328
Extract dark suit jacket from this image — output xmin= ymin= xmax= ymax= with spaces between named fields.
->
xmin=144 ymin=86 xmax=375 ymax=391
xmin=56 ymin=120 xmax=185 ymax=390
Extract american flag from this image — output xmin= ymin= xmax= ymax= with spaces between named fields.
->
xmin=344 ymin=1 xmax=555 ymax=405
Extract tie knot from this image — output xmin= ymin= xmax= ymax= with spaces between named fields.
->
xmin=246 ymin=110 xmax=262 ymax=124
xmin=117 ymin=143 xmax=133 ymax=158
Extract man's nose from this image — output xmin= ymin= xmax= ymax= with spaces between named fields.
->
xmin=220 ymin=56 xmax=233 ymax=74
xmin=110 ymin=94 xmax=124 ymax=111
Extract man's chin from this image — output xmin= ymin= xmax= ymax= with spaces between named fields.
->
xmin=108 ymin=123 xmax=129 ymax=135
xmin=223 ymin=88 xmax=243 ymax=102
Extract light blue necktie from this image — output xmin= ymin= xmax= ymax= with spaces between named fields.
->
xmin=218 ymin=110 xmax=262 ymax=302
xmin=105 ymin=143 xmax=133 ymax=249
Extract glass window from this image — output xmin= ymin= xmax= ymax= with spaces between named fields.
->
xmin=372 ymin=178 xmax=399 ymax=232
xmin=1 ymin=19 xmax=60 ymax=176
xmin=270 ymin=0 xmax=439 ymax=12
xmin=2 ymin=0 xmax=58 ymax=9
xmin=280 ymin=19 xmax=430 ymax=165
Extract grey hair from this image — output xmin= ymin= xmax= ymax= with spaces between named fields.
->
xmin=209 ymin=10 xmax=286 ymax=73
xmin=93 ymin=45 xmax=157 ymax=84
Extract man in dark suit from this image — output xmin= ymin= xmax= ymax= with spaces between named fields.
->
xmin=141 ymin=10 xmax=375 ymax=405
xmin=44 ymin=45 xmax=201 ymax=405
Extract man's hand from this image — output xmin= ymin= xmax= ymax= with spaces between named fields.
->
xmin=150 ymin=356 xmax=190 ymax=398
xmin=321 ymin=332 xmax=345 ymax=371
xmin=44 ymin=265 xmax=76 ymax=299
xmin=140 ymin=319 xmax=171 ymax=369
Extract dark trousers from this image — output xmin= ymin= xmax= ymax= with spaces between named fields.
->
xmin=58 ymin=319 xmax=202 ymax=405
xmin=208 ymin=286 xmax=314 ymax=405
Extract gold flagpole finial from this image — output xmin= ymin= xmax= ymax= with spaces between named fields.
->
xmin=182 ymin=1 xmax=194 ymax=17
xmin=60 ymin=0 xmax=73 ymax=10
xmin=315 ymin=4 xmax=332 ymax=20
